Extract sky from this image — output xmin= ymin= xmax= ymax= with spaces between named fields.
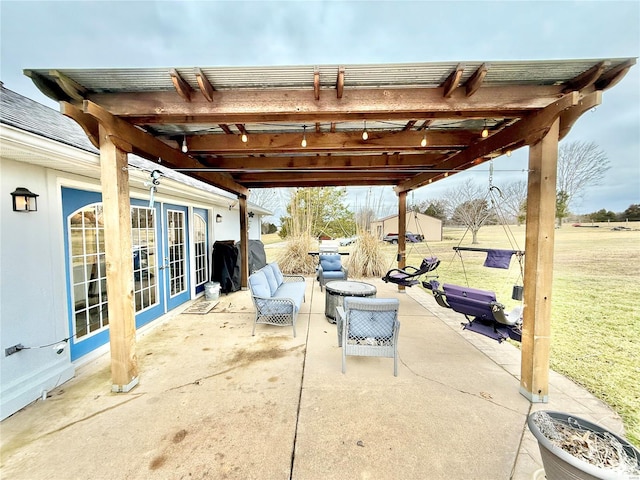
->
xmin=1 ymin=0 xmax=638 ymax=216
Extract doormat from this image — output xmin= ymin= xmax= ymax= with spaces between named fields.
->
xmin=183 ymin=300 xmax=219 ymax=315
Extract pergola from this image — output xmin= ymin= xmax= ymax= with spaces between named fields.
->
xmin=25 ymin=57 xmax=635 ymax=401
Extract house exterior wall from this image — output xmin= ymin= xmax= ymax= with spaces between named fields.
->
xmin=1 ymin=157 xmax=75 ymax=420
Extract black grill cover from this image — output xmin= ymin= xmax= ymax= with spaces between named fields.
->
xmin=211 ymin=240 xmax=267 ymax=294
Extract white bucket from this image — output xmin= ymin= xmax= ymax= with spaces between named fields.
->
xmin=204 ymin=282 xmax=220 ymax=301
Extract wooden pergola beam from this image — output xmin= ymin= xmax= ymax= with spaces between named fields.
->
xmin=442 ymin=64 xmax=464 ymax=98
xmin=465 ymin=63 xmax=489 ymax=97
xmin=76 ymin=101 xmax=248 ymax=196
xmin=170 ymin=69 xmax=192 ymax=102
xmin=562 ymin=61 xmax=608 ymax=93
xmin=218 ymin=124 xmax=233 ymax=134
xmin=195 ymin=67 xmax=215 ymax=102
xmin=50 ymin=70 xmax=87 ymax=101
xmin=595 ymin=58 xmax=636 ymax=90
xmin=187 ymin=130 xmax=476 ymax=154
xmin=402 ymin=120 xmax=417 ymax=131
xmin=200 ymin=152 xmax=443 ymax=170
xmin=394 ymin=92 xmax=580 ymax=193
xmin=88 ymin=85 xmax=564 ymax=124
xmin=314 ymin=69 xmax=320 ymax=101
xmin=559 ymin=91 xmax=602 ymax=140
xmin=336 ymin=66 xmax=345 ymax=99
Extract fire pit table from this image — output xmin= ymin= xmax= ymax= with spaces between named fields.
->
xmin=324 ymin=280 xmax=377 ymax=323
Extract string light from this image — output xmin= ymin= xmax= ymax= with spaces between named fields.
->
xmin=362 ymin=120 xmax=368 ymax=140
xmin=428 ymin=179 xmax=433 ymax=184
xmin=181 ymin=136 xmax=188 ymax=153
xmin=241 ymin=133 xmax=248 ymax=143
xmin=301 ymin=125 xmax=307 ymax=148
xmin=506 ymin=150 xmax=512 ymax=157
xmin=420 ymin=132 xmax=427 ymax=147
xmin=444 ymin=172 xmax=449 ymax=177
xmin=481 ymin=120 xmax=489 ymax=138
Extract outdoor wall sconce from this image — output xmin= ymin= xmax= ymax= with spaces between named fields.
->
xmin=216 ymin=214 xmax=222 ymax=223
xmin=11 ymin=187 xmax=39 ymax=212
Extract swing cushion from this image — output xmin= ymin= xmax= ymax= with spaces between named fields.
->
xmin=442 ymin=284 xmax=497 ymax=321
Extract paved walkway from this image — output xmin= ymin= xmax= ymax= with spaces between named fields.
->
xmin=0 ymin=278 xmax=624 ymax=479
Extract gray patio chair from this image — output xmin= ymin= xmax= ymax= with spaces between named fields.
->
xmin=317 ymin=253 xmax=348 ymax=291
xmin=336 ymin=297 xmax=400 ymax=376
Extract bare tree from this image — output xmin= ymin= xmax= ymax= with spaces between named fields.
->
xmin=499 ymin=180 xmax=528 ymax=225
xmin=249 ymin=188 xmax=289 ymax=220
xmin=557 ymin=141 xmax=610 ymax=224
xmin=444 ymin=179 xmax=494 ymax=244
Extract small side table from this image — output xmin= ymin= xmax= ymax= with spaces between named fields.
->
xmin=324 ymin=280 xmax=377 ymax=323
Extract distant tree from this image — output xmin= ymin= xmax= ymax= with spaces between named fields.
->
xmin=557 ymin=141 xmax=610 ymax=217
xmin=261 ymin=222 xmax=278 ymax=234
xmin=444 ymin=179 xmax=494 ymax=244
xmin=278 ymin=187 xmax=355 ymax=239
xmin=588 ymin=209 xmax=618 ymax=223
xmin=417 ymin=199 xmax=447 ymax=222
xmin=555 ymin=190 xmax=570 ymax=227
xmin=500 ymin=180 xmax=528 ymax=225
xmin=620 ymin=204 xmax=640 ymax=221
xmin=355 ymin=206 xmax=377 ymax=232
xmin=250 ymin=188 xmax=289 ymax=223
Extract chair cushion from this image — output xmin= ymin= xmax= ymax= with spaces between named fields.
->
xmin=344 ymin=298 xmax=399 ymax=339
xmin=269 ymin=263 xmax=284 ymax=285
xmin=319 ymin=254 xmax=342 ymax=271
xmin=322 ymin=271 xmax=346 ymax=281
xmin=248 ymin=271 xmax=271 ymax=298
xmin=262 ymin=265 xmax=279 ymax=295
xmin=273 ymin=283 xmax=305 ymax=312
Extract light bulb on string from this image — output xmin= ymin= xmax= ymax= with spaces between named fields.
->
xmin=301 ymin=125 xmax=307 ymax=148
xmin=362 ymin=120 xmax=368 ymax=140
xmin=421 ymin=133 xmax=427 ymax=147
xmin=506 ymin=150 xmax=512 ymax=157
xmin=481 ymin=120 xmax=489 ymax=138
xmin=181 ymin=136 xmax=188 ymax=153
xmin=241 ymin=133 xmax=248 ymax=143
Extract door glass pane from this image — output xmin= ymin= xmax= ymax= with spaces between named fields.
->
xmin=194 ymin=214 xmax=208 ymax=286
xmin=167 ymin=210 xmax=187 ymax=297
xmin=131 ymin=206 xmax=158 ymax=312
xmin=68 ymin=204 xmax=108 ymax=339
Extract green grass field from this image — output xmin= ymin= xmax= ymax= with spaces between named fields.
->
xmin=264 ymin=224 xmax=640 ymax=445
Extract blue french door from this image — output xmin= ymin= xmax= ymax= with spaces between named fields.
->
xmin=162 ymin=204 xmax=190 ymax=310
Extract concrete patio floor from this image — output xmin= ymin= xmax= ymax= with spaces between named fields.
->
xmin=0 ymin=278 xmax=625 ymax=479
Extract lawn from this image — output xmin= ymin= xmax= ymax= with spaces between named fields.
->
xmin=264 ymin=223 xmax=640 ymax=446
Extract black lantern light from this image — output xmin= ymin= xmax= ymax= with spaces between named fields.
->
xmin=216 ymin=214 xmax=222 ymax=223
xmin=11 ymin=187 xmax=39 ymax=212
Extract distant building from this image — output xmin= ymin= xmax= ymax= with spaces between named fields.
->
xmin=371 ymin=212 xmax=442 ymax=242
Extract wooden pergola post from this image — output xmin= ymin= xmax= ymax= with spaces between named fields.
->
xmin=520 ymin=118 xmax=560 ymax=402
xmin=99 ymin=125 xmax=139 ymax=393
xmin=397 ymin=191 xmax=407 ymax=292
xmin=239 ymin=194 xmax=249 ymax=289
